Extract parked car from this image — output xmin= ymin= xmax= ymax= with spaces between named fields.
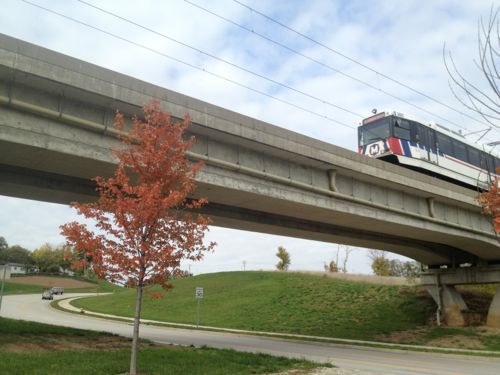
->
xmin=51 ymin=287 xmax=64 ymax=295
xmin=42 ymin=290 xmax=53 ymax=300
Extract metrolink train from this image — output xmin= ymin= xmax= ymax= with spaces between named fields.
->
xmin=357 ymin=110 xmax=500 ymax=190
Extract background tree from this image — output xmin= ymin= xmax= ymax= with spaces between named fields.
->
xmin=32 ymin=243 xmax=68 ymax=273
xmin=371 ymin=257 xmax=390 ymax=276
xmin=339 ymin=244 xmax=354 ymax=273
xmin=444 ymin=6 xmax=500 ymax=127
xmin=367 ymin=250 xmax=421 ymax=279
xmin=325 ymin=244 xmax=354 ymax=273
xmin=275 ymin=246 xmax=291 ymax=271
xmin=61 ymin=101 xmax=214 ymax=375
xmin=0 ymin=245 xmax=33 ymax=269
xmin=0 ymin=237 xmax=8 ymax=252
xmin=401 ymin=261 xmax=421 ymax=282
xmin=324 ymin=260 xmax=338 ymax=273
xmin=368 ymin=249 xmax=390 ymax=276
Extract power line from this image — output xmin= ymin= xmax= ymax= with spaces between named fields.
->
xmin=21 ymin=0 xmax=355 ymax=130
xmin=76 ymin=0 xmax=362 ymax=119
xmin=232 ymin=0 xmax=499 ymax=133
xmin=184 ymin=0 xmax=483 ymax=135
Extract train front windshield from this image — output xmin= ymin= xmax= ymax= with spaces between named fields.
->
xmin=358 ymin=117 xmax=392 ymax=147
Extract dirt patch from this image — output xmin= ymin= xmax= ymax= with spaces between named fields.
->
xmin=292 ymin=271 xmax=418 ymax=285
xmin=375 ymin=328 xmax=428 ymax=345
xmin=426 ymin=335 xmax=485 ymax=350
xmin=0 ymin=334 xmax=156 ymax=353
xmin=10 ymin=276 xmax=96 ymax=288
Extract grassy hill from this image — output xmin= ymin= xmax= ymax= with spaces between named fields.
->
xmin=73 ymin=271 xmax=435 ymax=340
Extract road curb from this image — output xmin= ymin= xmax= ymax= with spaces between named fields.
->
xmin=54 ymin=295 xmax=500 ymax=357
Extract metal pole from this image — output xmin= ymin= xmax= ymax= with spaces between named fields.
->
xmin=196 ymin=298 xmax=200 ymax=327
xmin=0 ymin=265 xmax=7 ymax=312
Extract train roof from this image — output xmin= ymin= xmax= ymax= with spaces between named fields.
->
xmin=360 ymin=110 xmax=500 ymax=158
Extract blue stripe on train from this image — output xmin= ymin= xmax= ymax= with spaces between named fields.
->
xmin=401 ymin=140 xmax=411 ymax=156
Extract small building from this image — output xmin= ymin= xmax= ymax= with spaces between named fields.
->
xmin=8 ymin=263 xmax=28 ymax=275
xmin=0 ymin=263 xmax=29 ymax=279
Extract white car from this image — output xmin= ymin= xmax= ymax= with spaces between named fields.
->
xmin=42 ymin=290 xmax=53 ymax=300
xmin=51 ymin=287 xmax=64 ymax=295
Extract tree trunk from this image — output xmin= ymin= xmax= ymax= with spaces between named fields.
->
xmin=129 ymin=284 xmax=143 ymax=375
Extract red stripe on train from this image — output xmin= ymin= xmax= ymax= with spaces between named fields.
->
xmin=387 ymin=138 xmax=403 ymax=155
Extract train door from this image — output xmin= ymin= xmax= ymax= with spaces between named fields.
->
xmin=418 ymin=126 xmax=438 ymax=164
xmin=427 ymin=128 xmax=438 ymax=164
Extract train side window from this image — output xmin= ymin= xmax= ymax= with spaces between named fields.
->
xmin=453 ymin=141 xmax=467 ymax=163
xmin=437 ymin=133 xmax=452 ymax=155
xmin=468 ymin=148 xmax=481 ymax=168
xmin=394 ymin=119 xmax=410 ymax=140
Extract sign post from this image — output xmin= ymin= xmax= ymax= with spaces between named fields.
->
xmin=195 ymin=287 xmax=204 ymax=327
xmin=0 ymin=265 xmax=7 ymax=312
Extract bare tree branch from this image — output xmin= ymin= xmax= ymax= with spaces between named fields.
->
xmin=444 ymin=6 xmax=500 ymax=129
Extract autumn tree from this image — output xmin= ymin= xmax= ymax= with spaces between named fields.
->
xmin=275 ymin=246 xmax=291 ymax=271
xmin=478 ymin=171 xmax=500 ymax=232
xmin=60 ymin=101 xmax=214 ymax=375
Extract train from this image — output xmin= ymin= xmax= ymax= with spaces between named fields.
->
xmin=357 ymin=110 xmax=500 ymax=190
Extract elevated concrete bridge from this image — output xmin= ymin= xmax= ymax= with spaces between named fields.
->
xmin=1 ymin=34 xmax=499 ymax=326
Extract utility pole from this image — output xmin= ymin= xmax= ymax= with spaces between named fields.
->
xmin=0 ymin=264 xmax=7 ymax=312
xmin=243 ymin=260 xmax=246 ymax=271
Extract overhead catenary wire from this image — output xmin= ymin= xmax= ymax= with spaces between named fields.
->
xmin=21 ymin=0 xmax=355 ymax=130
xmin=231 ymin=0 xmax=497 ymax=134
xmin=185 ymin=0 xmax=492 ymax=136
xmin=75 ymin=0 xmax=362 ymax=119
xmin=75 ymin=0 xmax=500 ymax=143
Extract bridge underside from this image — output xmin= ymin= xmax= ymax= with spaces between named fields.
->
xmin=0 ymin=162 xmax=480 ymax=267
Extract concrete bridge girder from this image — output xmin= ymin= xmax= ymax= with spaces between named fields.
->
xmin=0 ymin=34 xmax=499 ymax=267
xmin=0 ymin=102 xmax=497 ymax=264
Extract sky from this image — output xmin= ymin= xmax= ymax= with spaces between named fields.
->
xmin=0 ymin=0 xmax=497 ymax=275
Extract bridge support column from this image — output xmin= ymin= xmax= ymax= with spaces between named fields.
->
xmin=487 ymin=284 xmax=500 ymax=328
xmin=422 ymin=266 xmax=500 ymax=327
xmin=425 ymin=284 xmax=467 ymax=326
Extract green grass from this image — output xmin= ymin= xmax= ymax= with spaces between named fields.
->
xmin=0 ymin=316 xmax=109 ymax=346
xmin=65 ymin=278 xmax=124 ymax=293
xmin=0 ymin=346 xmax=321 ymax=375
xmin=73 ymin=271 xmax=435 ymax=340
xmin=2 ymin=277 xmax=122 ymax=295
xmin=0 ymin=316 xmax=325 ymax=374
xmin=1 ymin=281 xmax=44 ymax=295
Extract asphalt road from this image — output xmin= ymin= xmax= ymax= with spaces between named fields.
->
xmin=1 ymin=293 xmax=500 ymax=375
